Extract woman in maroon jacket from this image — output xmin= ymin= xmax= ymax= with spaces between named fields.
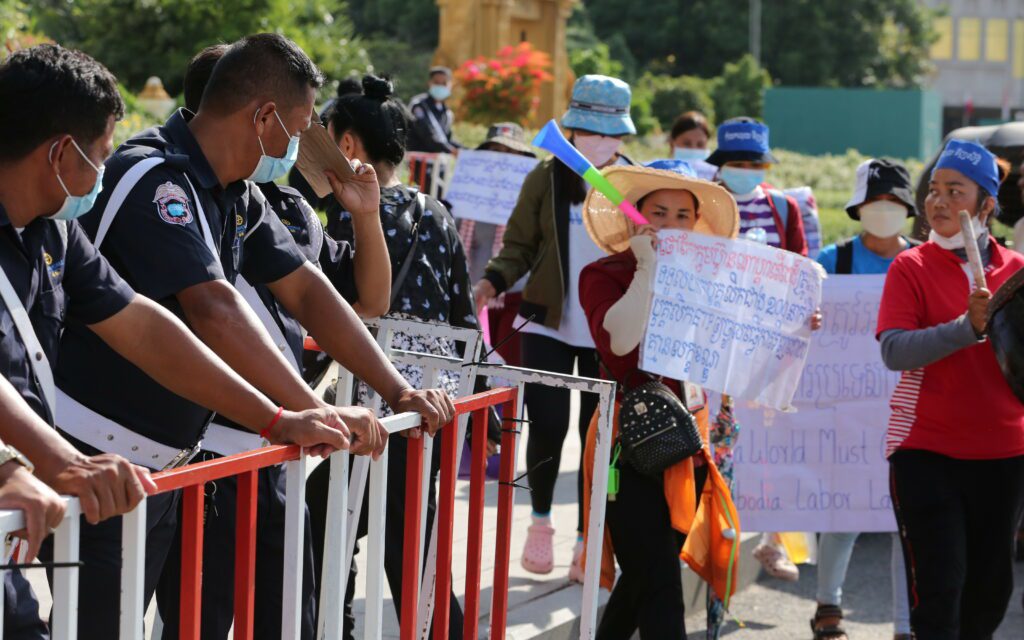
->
xmin=577 ymin=161 xmax=739 ymax=639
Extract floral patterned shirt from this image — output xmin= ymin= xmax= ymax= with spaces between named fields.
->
xmin=326 ymin=184 xmax=478 ymax=409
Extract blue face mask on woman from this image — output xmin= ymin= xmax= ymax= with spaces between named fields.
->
xmin=673 ymin=147 xmax=710 ymax=162
xmin=50 ymin=139 xmax=104 ymax=221
xmin=719 ymin=166 xmax=765 ymax=196
xmin=248 ymin=109 xmax=300 ymax=183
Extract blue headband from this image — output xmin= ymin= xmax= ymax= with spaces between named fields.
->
xmin=932 ymin=139 xmax=1000 ymax=197
xmin=644 ymin=159 xmax=698 ymax=178
xmin=716 ymin=121 xmax=771 ymax=155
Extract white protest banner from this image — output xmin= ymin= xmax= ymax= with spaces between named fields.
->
xmin=730 ymin=275 xmax=899 ymax=532
xmin=640 ymin=230 xmax=824 ymax=410
xmin=444 ymin=150 xmax=537 ymax=225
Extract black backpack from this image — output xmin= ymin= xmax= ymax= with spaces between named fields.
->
xmin=834 ymin=236 xmax=919 ymax=274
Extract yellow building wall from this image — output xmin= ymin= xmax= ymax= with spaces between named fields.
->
xmin=931 ymin=16 xmax=953 ymax=60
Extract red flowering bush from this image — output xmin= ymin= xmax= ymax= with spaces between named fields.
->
xmin=455 ymin=42 xmax=553 ymax=125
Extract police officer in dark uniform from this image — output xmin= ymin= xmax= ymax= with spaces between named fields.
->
xmin=153 ymin=49 xmax=395 ymax=640
xmin=407 ymin=66 xmax=463 ymax=196
xmin=0 ymin=44 xmax=350 ymax=639
xmin=54 ymin=34 xmax=452 ymax=638
xmin=407 ymin=66 xmax=462 ymax=154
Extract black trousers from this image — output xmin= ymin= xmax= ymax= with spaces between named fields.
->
xmin=2 ymin=571 xmax=48 ymax=640
xmin=39 ymin=490 xmax=179 ymax=638
xmin=596 ymin=460 xmax=706 ymax=640
xmin=156 ymin=458 xmax=316 ymax=640
xmin=520 ymin=332 xmax=600 ymax=530
xmin=890 ymin=450 xmax=1024 ymax=640
xmin=306 ymin=436 xmax=463 ymax=640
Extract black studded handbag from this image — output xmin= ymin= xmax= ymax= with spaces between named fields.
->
xmin=616 ymin=374 xmax=703 ymax=478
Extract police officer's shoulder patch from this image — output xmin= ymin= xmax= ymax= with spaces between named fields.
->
xmin=153 ymin=181 xmax=194 ymax=226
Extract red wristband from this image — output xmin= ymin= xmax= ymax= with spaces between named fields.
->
xmin=261 ymin=406 xmax=285 ymax=440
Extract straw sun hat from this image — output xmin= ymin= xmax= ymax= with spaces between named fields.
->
xmin=583 ymin=164 xmax=740 ymax=255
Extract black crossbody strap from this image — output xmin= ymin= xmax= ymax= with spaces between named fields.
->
xmin=389 ymin=193 xmax=425 ymax=308
xmin=835 ymin=238 xmax=855 ymax=275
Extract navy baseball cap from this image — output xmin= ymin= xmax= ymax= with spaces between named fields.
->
xmin=706 ymin=117 xmax=778 ymax=166
xmin=932 ymin=139 xmax=1000 ymax=197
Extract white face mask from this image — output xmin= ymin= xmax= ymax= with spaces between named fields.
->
xmin=574 ymin=135 xmax=621 ymax=168
xmin=929 ymin=215 xmax=987 ymax=250
xmin=858 ymin=200 xmax=907 ymax=238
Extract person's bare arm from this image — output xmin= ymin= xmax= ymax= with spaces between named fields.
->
xmin=173 ymin=280 xmax=325 ymax=412
xmin=0 ymin=374 xmax=155 ymax=524
xmin=326 ymin=170 xmax=391 ymax=318
xmin=92 ymin=292 xmax=385 ymax=456
xmin=268 ymin=264 xmax=455 ymax=433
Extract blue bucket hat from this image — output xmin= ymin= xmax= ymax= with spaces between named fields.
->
xmin=932 ymin=139 xmax=1000 ymax=197
xmin=561 ymin=75 xmax=636 ymax=137
xmin=706 ymin=117 xmax=778 ymax=166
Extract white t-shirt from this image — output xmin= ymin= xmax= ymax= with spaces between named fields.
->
xmin=518 ymin=159 xmax=627 ymax=348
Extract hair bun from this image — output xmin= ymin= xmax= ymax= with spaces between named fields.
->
xmin=362 ymin=74 xmax=394 ymax=100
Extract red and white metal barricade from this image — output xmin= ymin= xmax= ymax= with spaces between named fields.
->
xmin=0 ymin=319 xmax=617 ymax=640
xmin=404 ymin=152 xmax=455 ymax=200
xmin=314 ymin=317 xmax=617 ymax=639
xmin=386 ymin=352 xmax=617 ymax=640
xmin=0 ymin=499 xmax=81 ymax=638
xmin=147 ymin=387 xmax=518 ymax=640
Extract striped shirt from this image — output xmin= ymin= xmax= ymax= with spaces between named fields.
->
xmin=735 ymin=187 xmax=782 ymax=248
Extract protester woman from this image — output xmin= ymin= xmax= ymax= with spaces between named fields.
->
xmin=304 ymin=73 xmax=476 ymax=640
xmin=707 ymin=117 xmax=807 ymax=256
xmin=811 ymin=159 xmax=917 ymax=640
xmin=576 ymin=160 xmax=739 ymax=638
xmin=473 ymin=74 xmax=636 ymax=579
xmin=456 ymin=123 xmax=536 ymax=367
xmin=668 ymin=110 xmax=716 ymax=180
xmin=878 ymin=139 xmax=1024 ymax=638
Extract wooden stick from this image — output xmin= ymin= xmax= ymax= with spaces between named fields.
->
xmin=958 ymin=210 xmax=987 ymax=290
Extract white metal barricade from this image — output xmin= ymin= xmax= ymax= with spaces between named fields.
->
xmin=318 ymin=316 xmax=485 ymax=640
xmin=0 ymin=320 xmax=614 ymax=640
xmin=325 ymin=315 xmax=614 ymax=638
xmin=0 ymin=498 xmax=81 ymax=640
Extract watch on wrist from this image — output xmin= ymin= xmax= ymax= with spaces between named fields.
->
xmin=0 ymin=446 xmax=33 ymax=473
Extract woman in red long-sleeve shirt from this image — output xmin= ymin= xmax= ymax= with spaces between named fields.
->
xmin=577 ymin=162 xmax=739 ymax=639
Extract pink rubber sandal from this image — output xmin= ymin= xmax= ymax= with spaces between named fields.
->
xmin=521 ymin=524 xmax=555 ymax=574
xmin=752 ymin=542 xmax=800 ymax=582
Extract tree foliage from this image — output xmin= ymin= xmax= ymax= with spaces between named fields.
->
xmin=31 ymin=0 xmax=370 ymax=95
xmin=348 ymin=0 xmax=438 ymax=51
xmin=585 ymin=0 xmax=937 ymax=88
xmin=708 ymin=54 xmax=772 ymax=121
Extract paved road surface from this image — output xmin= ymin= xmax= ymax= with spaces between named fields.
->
xmin=685 ymin=533 xmax=1024 ymax=639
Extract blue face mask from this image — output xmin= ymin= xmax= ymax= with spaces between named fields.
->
xmin=50 ymin=139 xmax=104 ymax=221
xmin=429 ymin=84 xmax=451 ymax=102
xmin=719 ymin=166 xmax=765 ymax=195
xmin=248 ymin=109 xmax=300 ymax=183
xmin=673 ymin=147 xmax=710 ymax=162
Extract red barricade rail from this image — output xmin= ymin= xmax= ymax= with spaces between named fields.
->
xmin=150 ymin=387 xmax=519 ymax=640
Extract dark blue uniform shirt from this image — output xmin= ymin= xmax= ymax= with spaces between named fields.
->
xmin=56 ymin=110 xmax=307 ymax=448
xmin=0 ymin=204 xmax=134 ymax=424
xmin=252 ymin=182 xmax=358 ymax=387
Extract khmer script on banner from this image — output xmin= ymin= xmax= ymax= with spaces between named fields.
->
xmin=640 ymin=229 xmax=825 ymax=411
xmin=444 ymin=150 xmax=537 ymax=225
